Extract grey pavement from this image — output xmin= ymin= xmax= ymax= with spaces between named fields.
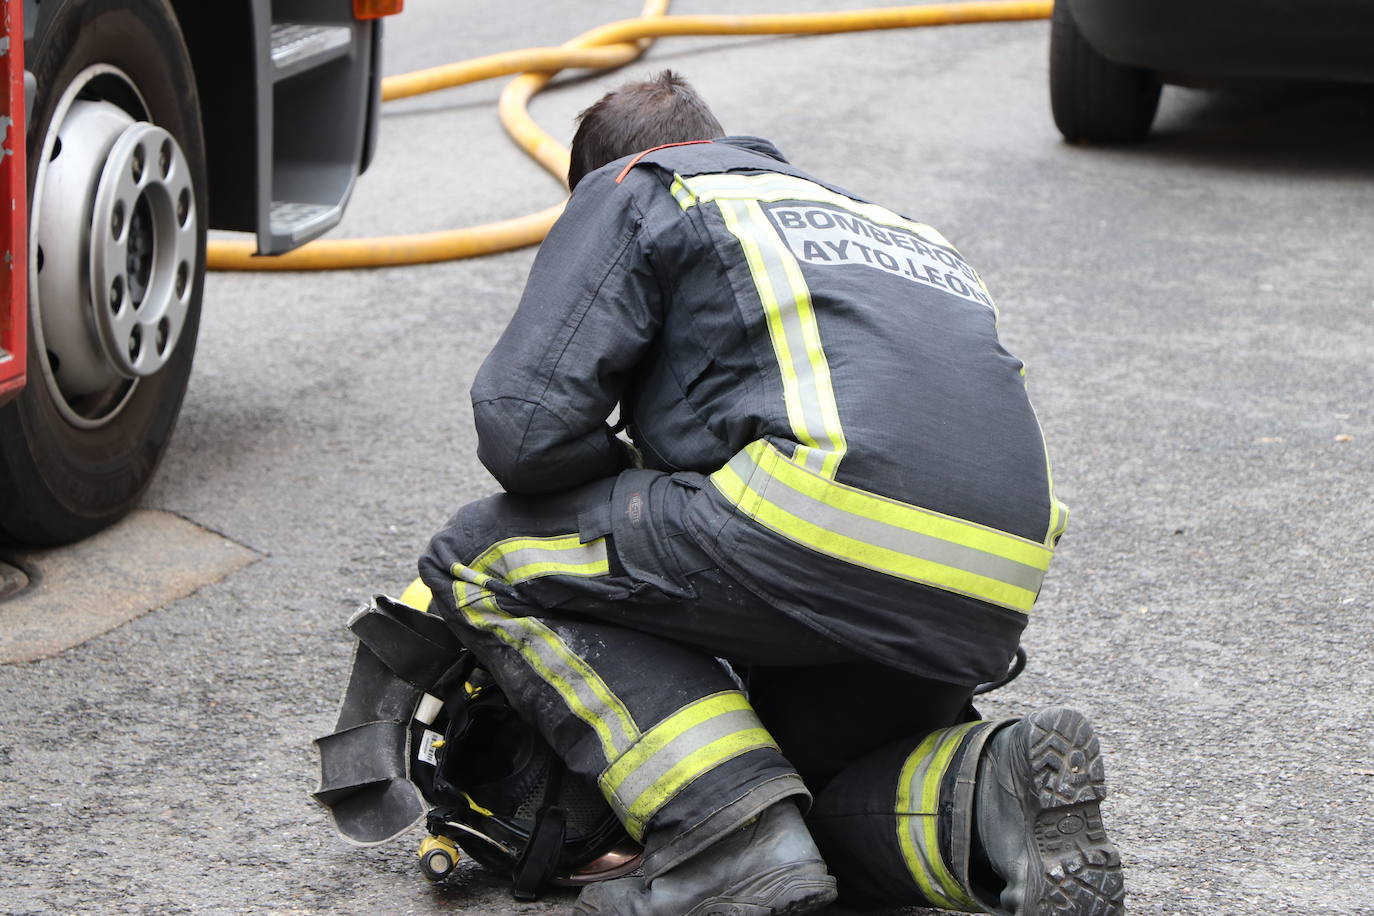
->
xmin=2 ymin=0 xmax=1373 ymax=913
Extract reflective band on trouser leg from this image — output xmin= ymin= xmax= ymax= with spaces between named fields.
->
xmin=598 ymin=691 xmax=780 ymax=841
xmin=466 ymin=532 xmax=613 ymax=584
xmin=895 ymin=723 xmax=982 ymax=912
xmin=450 ymin=533 xmax=642 ymax=763
xmin=711 ymin=440 xmax=1052 ymax=614
xmin=714 ymin=197 xmax=847 ymax=480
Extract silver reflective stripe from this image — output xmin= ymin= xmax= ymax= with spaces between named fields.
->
xmin=712 ymin=442 xmax=1049 ymax=613
xmin=745 ymin=457 xmax=1045 ymax=595
xmin=447 ymin=533 xmax=637 ymax=762
xmin=670 ymin=174 xmax=697 ymax=209
xmin=604 ymin=705 xmax=763 ymax=823
xmin=596 ymin=691 xmax=779 ymax=840
xmin=471 ymin=534 xmax=609 ymax=583
xmin=895 ymin=722 xmax=980 ymax=911
xmin=460 ymin=594 xmax=640 ymax=760
xmin=455 ymin=580 xmax=489 ymax=607
xmin=715 ymin=198 xmax=847 ymax=479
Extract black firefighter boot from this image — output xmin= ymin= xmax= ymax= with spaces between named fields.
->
xmin=572 ymin=798 xmax=838 ymax=916
xmin=971 ymin=706 xmax=1125 ymax=915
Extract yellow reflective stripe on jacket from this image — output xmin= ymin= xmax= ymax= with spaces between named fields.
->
xmin=669 ymin=175 xmax=697 ymax=209
xmin=714 ymin=197 xmax=847 ymax=479
xmin=711 ymin=440 xmax=1051 ymax=614
xmin=598 ymin=691 xmax=778 ymax=841
xmin=1021 ymin=366 xmax=1069 ymax=547
xmin=895 ymin=723 xmax=981 ymax=912
xmin=672 ymin=168 xmax=1052 ymax=600
xmin=1047 ymin=497 xmax=1069 ymax=546
xmin=449 ymin=534 xmax=640 ymax=762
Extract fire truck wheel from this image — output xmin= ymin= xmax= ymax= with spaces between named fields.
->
xmin=0 ymin=0 xmax=206 ymax=545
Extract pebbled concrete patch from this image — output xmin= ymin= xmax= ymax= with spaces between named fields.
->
xmin=0 ymin=510 xmax=259 ymax=664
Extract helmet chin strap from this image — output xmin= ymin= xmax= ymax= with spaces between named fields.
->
xmin=512 ymin=796 xmax=568 ymax=901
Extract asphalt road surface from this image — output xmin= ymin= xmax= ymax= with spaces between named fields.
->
xmin=3 ymin=1 xmax=1373 ymax=913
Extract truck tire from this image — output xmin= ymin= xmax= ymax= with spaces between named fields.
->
xmin=0 ymin=0 xmax=207 ymax=545
xmin=1049 ymin=0 xmax=1162 ymax=143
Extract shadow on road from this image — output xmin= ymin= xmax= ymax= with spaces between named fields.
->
xmin=1136 ymin=80 xmax=1374 ymax=177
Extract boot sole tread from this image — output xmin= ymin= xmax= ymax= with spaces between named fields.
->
xmin=1020 ymin=707 xmax=1126 ymax=916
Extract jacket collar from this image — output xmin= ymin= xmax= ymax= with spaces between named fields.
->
xmin=715 ymin=136 xmax=789 ymax=163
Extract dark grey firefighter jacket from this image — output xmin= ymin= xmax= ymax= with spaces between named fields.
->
xmin=468 ymin=136 xmax=1065 ymax=686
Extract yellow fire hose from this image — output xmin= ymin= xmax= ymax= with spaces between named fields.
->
xmin=206 ymin=0 xmax=1050 ymax=271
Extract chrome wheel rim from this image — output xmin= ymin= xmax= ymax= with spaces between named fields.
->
xmin=29 ymin=64 xmax=199 ymax=429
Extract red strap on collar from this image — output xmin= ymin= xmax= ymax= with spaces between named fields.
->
xmin=614 ymin=140 xmax=714 ymax=183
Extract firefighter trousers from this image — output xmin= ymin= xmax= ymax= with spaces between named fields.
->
xmin=419 ymin=467 xmax=980 ymax=890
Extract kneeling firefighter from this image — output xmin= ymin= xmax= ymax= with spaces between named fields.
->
xmin=315 ymin=71 xmax=1125 ymax=915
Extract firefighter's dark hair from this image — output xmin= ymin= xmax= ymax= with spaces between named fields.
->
xmin=568 ymin=70 xmax=724 ymax=190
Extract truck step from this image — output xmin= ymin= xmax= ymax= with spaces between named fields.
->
xmin=269 ymin=200 xmax=339 ymax=247
xmin=258 ymin=18 xmax=367 ymax=254
xmin=271 ymin=23 xmax=352 ymax=79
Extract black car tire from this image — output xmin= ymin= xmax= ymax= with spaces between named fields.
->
xmin=0 ymin=0 xmax=206 ymax=545
xmin=1049 ymin=0 xmax=1162 ymax=143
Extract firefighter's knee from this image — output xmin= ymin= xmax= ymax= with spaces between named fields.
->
xmin=419 ymin=498 xmax=500 ymax=601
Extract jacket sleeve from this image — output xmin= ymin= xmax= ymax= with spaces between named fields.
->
xmin=470 ymin=174 xmax=663 ymax=494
